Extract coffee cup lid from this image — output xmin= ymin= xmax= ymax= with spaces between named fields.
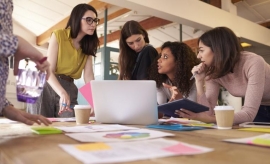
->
xmin=74 ymin=105 xmax=91 ymax=110
xmin=214 ymin=106 xmax=234 ymax=110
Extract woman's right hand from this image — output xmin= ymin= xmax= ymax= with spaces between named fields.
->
xmin=163 ymin=83 xmax=183 ymax=102
xmin=13 ymin=36 xmax=51 ymax=80
xmin=35 ymin=58 xmax=51 ymax=80
xmin=58 ymin=92 xmax=73 ymax=115
xmin=192 ymin=62 xmax=207 ymax=82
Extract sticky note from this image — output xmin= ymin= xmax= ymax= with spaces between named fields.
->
xmin=31 ymin=126 xmax=62 ymax=135
xmin=163 ymin=143 xmax=201 ymax=154
xmin=252 ymin=138 xmax=270 ymax=147
xmin=75 ymin=143 xmax=111 ymax=151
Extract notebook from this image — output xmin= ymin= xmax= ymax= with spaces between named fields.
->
xmin=90 ymin=80 xmax=158 ymax=125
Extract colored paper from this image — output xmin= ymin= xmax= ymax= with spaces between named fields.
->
xmin=75 ymin=143 xmax=111 ymax=151
xmin=239 ymin=128 xmax=270 ymax=133
xmin=159 ymin=117 xmax=203 ymax=124
xmin=163 ymin=143 xmax=203 ymax=154
xmin=78 ymin=82 xmax=93 ymax=108
xmin=189 ymin=123 xmax=216 ymax=128
xmin=59 ymin=138 xmax=213 ymax=164
xmin=31 ymin=126 xmax=62 ymax=135
xmin=224 ymin=134 xmax=270 ymax=148
xmin=252 ymin=138 xmax=270 ymax=147
xmin=147 ymin=124 xmax=204 ymax=131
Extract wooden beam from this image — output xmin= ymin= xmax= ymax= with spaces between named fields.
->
xmin=231 ymin=0 xmax=243 ymax=3
xmin=139 ymin=16 xmax=172 ymax=30
xmin=36 ymin=0 xmax=111 ymax=46
xmin=99 ymin=17 xmax=172 ymax=45
xmin=99 ymin=31 xmax=120 ymax=45
xmin=260 ymin=21 xmax=270 ymax=29
xmin=155 ymin=47 xmax=161 ymax=54
xmin=155 ymin=38 xmax=199 ymax=54
xmin=209 ymin=0 xmax=221 ymax=8
xmin=184 ymin=38 xmax=199 ymax=48
xmin=89 ymin=0 xmax=112 ymax=13
xmin=201 ymin=0 xmax=221 ymax=8
xmin=36 ymin=17 xmax=69 ymax=46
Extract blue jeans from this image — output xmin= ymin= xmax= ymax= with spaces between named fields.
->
xmin=253 ymin=105 xmax=270 ymax=122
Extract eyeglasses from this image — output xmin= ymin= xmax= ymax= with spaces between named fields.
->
xmin=82 ymin=17 xmax=100 ymax=25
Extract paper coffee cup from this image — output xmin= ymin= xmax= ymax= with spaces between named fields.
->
xmin=214 ymin=106 xmax=234 ymax=129
xmin=74 ymin=105 xmax=91 ymax=125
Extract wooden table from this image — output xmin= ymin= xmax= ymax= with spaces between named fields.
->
xmin=0 ymin=121 xmax=269 ymax=164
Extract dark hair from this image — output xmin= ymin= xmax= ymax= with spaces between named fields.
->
xmin=149 ymin=41 xmax=199 ymax=97
xmin=65 ymin=3 xmax=99 ymax=56
xmin=198 ymin=27 xmax=242 ymax=79
xmin=118 ymin=20 xmax=149 ymax=80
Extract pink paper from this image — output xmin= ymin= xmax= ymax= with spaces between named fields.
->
xmin=163 ymin=143 xmax=202 ymax=154
xmin=79 ymin=82 xmax=94 ymax=108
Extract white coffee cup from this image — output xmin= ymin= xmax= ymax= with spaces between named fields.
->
xmin=214 ymin=106 xmax=235 ymax=129
xmin=74 ymin=105 xmax=91 ymax=125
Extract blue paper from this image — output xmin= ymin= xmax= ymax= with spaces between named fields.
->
xmin=147 ymin=124 xmax=204 ymax=131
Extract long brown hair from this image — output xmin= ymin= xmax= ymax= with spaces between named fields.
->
xmin=118 ymin=20 xmax=149 ymax=80
xmin=149 ymin=41 xmax=199 ymax=97
xmin=65 ymin=4 xmax=99 ymax=56
xmin=198 ymin=27 xmax=243 ymax=79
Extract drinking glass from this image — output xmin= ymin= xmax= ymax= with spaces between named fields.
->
xmin=16 ymin=69 xmax=46 ymax=103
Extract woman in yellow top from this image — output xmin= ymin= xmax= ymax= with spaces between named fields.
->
xmin=27 ymin=4 xmax=99 ymax=117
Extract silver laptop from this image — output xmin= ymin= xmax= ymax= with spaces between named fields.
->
xmin=91 ymin=80 xmax=158 ymax=125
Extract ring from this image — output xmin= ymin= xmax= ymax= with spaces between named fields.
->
xmin=62 ymin=103 xmax=67 ymax=107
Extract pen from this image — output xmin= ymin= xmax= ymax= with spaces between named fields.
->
xmin=190 ymin=72 xmax=198 ymax=80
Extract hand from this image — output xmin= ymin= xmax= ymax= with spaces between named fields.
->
xmin=58 ymin=92 xmax=73 ymax=115
xmin=175 ymin=109 xmax=216 ymax=123
xmin=14 ymin=57 xmax=51 ymax=80
xmin=163 ymin=83 xmax=183 ymax=102
xmin=3 ymin=106 xmax=52 ymax=126
xmin=13 ymin=36 xmax=51 ymax=80
xmin=191 ymin=63 xmax=207 ymax=82
xmin=34 ymin=58 xmax=51 ymax=80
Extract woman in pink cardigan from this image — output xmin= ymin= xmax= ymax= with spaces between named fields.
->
xmin=175 ymin=27 xmax=270 ymax=124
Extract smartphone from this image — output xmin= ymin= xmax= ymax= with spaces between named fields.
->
xmin=239 ymin=122 xmax=270 ymax=128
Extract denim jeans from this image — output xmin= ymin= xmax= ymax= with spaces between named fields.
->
xmin=253 ymin=105 xmax=270 ymax=122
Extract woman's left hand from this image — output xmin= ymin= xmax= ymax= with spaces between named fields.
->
xmin=175 ymin=109 xmax=216 ymax=123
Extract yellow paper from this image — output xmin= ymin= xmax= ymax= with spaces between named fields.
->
xmin=252 ymin=138 xmax=270 ymax=146
xmin=75 ymin=143 xmax=111 ymax=151
xmin=190 ymin=123 xmax=215 ymax=127
xmin=238 ymin=128 xmax=270 ymax=133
